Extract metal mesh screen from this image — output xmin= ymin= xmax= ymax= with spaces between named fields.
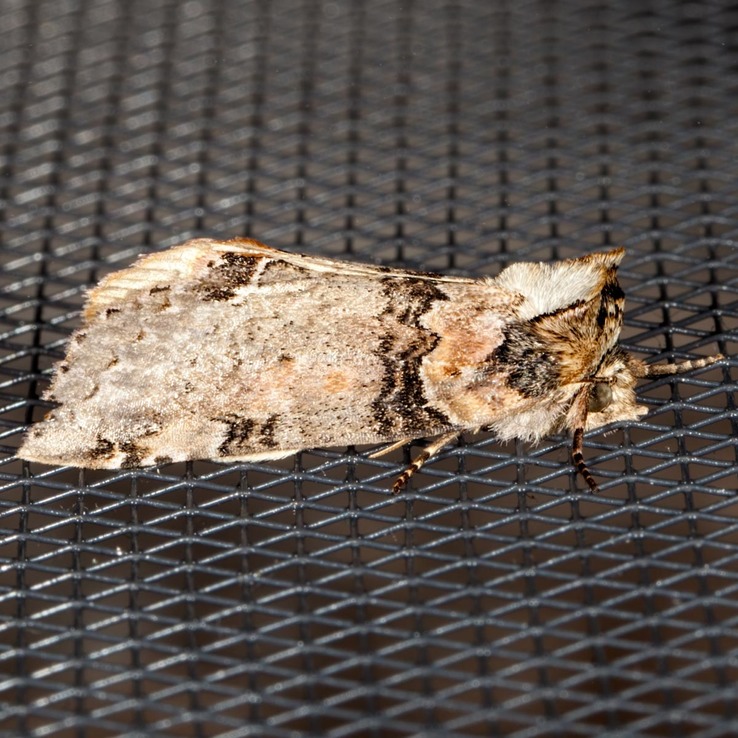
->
xmin=1 ymin=1 xmax=737 ymax=736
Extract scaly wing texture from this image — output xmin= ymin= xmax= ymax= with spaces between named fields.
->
xmin=19 ymin=238 xmax=516 ymax=468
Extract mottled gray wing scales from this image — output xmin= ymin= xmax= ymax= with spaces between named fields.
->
xmin=19 ymin=239 xmax=484 ymax=469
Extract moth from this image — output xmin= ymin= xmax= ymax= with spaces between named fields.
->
xmin=19 ymin=238 xmax=723 ymax=492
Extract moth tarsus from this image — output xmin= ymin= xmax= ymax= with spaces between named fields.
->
xmin=390 ymin=430 xmax=460 ymax=493
xmin=392 ymin=468 xmax=417 ymax=495
xmin=17 ymin=238 xmax=726 ymax=494
xmin=571 ymin=426 xmax=600 ymax=494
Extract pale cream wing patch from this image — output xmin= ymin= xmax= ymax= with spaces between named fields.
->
xmin=217 ymin=238 xmax=479 ymax=284
xmin=87 ymin=237 xmax=479 ymax=322
xmin=83 ymin=238 xmax=280 ymax=319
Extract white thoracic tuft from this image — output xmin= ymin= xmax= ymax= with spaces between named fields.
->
xmin=495 ymin=260 xmax=605 ymax=320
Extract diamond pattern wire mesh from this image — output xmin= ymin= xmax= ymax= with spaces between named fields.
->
xmin=0 ymin=0 xmax=737 ymax=736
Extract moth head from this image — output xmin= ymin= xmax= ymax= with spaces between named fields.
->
xmin=580 ymin=347 xmax=725 ymax=432
xmin=568 ymin=348 xmax=723 ymax=492
xmin=582 ymin=347 xmax=648 ymax=431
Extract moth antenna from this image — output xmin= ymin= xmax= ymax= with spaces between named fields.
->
xmin=635 ymin=353 xmax=724 ymax=378
xmin=571 ymin=426 xmax=600 ymax=494
xmin=392 ymin=431 xmax=459 ymax=494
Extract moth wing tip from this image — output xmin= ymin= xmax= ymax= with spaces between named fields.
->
xmin=215 ymin=236 xmax=283 ymax=256
xmin=594 ymin=246 xmax=626 ymax=267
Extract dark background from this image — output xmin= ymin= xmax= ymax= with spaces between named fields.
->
xmin=1 ymin=1 xmax=737 ymax=736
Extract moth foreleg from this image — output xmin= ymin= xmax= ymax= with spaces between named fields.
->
xmin=571 ymin=426 xmax=600 ymax=494
xmin=392 ymin=431 xmax=460 ymax=494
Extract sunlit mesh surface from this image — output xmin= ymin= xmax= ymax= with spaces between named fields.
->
xmin=1 ymin=1 xmax=737 ymax=736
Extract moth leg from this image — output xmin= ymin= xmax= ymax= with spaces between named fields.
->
xmin=568 ymin=387 xmax=600 ymax=493
xmin=367 ymin=437 xmax=414 ymax=459
xmin=571 ymin=427 xmax=600 ymax=494
xmin=637 ymin=353 xmax=724 ymax=377
xmin=392 ymin=431 xmax=460 ymax=494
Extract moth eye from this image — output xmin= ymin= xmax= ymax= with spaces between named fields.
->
xmin=587 ymin=382 xmax=613 ymax=413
